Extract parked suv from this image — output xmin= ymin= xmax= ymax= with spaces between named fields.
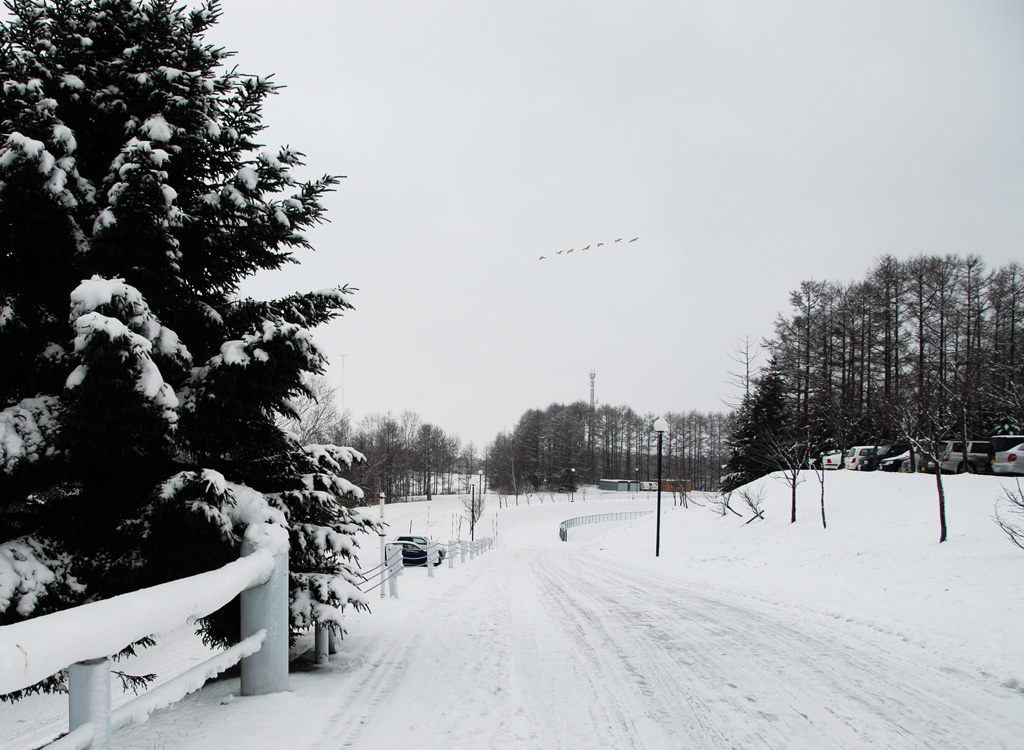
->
xmin=931 ymin=440 xmax=993 ymax=474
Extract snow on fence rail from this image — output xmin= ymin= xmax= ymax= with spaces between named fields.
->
xmin=0 ymin=523 xmax=289 ymax=750
xmin=558 ymin=511 xmax=653 ymax=541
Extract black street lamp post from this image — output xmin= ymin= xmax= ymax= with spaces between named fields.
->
xmin=653 ymin=417 xmax=668 ymax=557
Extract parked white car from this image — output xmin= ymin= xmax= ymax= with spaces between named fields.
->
xmin=992 ymin=442 xmax=1024 ymax=476
xmin=844 ymin=446 xmax=876 ymax=471
xmin=820 ymin=451 xmax=844 ymax=470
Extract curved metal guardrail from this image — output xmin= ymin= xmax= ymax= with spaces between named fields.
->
xmin=558 ymin=511 xmax=653 ymax=541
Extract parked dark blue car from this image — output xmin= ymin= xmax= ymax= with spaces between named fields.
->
xmin=396 ymin=535 xmax=445 ymax=566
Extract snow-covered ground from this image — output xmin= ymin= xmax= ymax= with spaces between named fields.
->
xmin=3 ymin=471 xmax=1024 ymax=749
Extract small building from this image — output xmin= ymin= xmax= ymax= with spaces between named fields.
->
xmin=662 ymin=479 xmax=693 ymax=493
xmin=598 ymin=479 xmax=641 ymax=492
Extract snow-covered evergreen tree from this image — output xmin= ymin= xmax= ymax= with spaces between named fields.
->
xmin=720 ymin=359 xmax=792 ymax=492
xmin=0 ymin=0 xmax=377 ymax=689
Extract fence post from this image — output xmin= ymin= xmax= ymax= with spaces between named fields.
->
xmin=448 ymin=540 xmax=455 ymax=569
xmin=68 ymin=657 xmax=112 ymax=750
xmin=314 ymin=622 xmax=329 ymax=665
xmin=386 ymin=543 xmax=402 ymax=598
xmin=460 ymin=540 xmax=467 ymax=564
xmin=240 ymin=528 xmax=290 ymax=696
xmin=427 ymin=541 xmax=436 ymax=578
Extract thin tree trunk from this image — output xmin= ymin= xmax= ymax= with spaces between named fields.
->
xmin=936 ymin=458 xmax=948 ymax=543
xmin=820 ymin=475 xmax=827 ymax=529
xmin=791 ymin=471 xmax=798 ymax=524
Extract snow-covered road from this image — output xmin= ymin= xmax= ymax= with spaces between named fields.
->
xmin=291 ymin=547 xmax=1018 ymax=750
xmin=7 ymin=479 xmax=1023 ymax=749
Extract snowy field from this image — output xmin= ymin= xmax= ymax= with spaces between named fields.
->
xmin=3 ymin=471 xmax=1024 ymax=749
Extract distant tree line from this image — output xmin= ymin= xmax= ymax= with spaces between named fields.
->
xmin=289 ymin=381 xmax=729 ymax=502
xmin=283 ymin=378 xmax=481 ymax=503
xmin=723 ymin=254 xmax=1024 ymax=492
xmin=485 ymin=402 xmax=729 ymax=499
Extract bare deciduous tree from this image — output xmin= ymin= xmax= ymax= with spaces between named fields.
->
xmin=809 ymin=450 xmax=827 ymax=529
xmin=995 ymin=480 xmax=1024 ymax=551
xmin=739 ymin=486 xmax=765 ymax=523
xmin=277 ymin=375 xmax=342 ymax=445
xmin=463 ymin=489 xmax=486 ymax=540
xmin=711 ymin=490 xmax=742 ymax=518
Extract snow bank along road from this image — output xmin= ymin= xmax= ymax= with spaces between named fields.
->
xmin=118 ymin=543 xmax=1021 ymax=750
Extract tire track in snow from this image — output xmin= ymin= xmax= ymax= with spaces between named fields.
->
xmin=551 ymin=552 xmax=1018 ymax=749
xmin=315 ymin=553 xmax=539 ymax=750
xmin=500 ymin=551 xmax=652 ymax=749
xmin=311 ymin=547 xmax=1022 ymax=750
xmin=309 ymin=611 xmax=428 ymax=749
xmin=563 ymin=554 xmax=933 ymax=748
xmin=526 ymin=551 xmax=734 ymax=748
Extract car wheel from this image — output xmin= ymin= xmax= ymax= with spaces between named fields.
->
xmin=955 ymin=462 xmax=966 ymax=474
xmin=965 ymin=463 xmax=976 ymax=474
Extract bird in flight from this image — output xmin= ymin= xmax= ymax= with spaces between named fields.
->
xmin=537 ymin=235 xmax=638 ymax=261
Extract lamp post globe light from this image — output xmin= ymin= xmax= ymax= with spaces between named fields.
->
xmin=653 ymin=417 xmax=669 ymax=557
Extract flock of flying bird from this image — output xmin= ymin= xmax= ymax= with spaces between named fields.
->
xmin=538 ymin=236 xmax=639 ymax=260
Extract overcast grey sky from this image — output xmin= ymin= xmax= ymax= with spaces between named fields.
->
xmin=208 ymin=0 xmax=1024 ymax=447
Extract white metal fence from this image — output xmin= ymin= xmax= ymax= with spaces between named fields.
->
xmin=0 ymin=523 xmax=289 ymax=750
xmin=558 ymin=511 xmax=653 ymax=541
xmin=0 ymin=529 xmax=495 ymax=748
xmin=356 ymin=537 xmax=494 ymax=601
